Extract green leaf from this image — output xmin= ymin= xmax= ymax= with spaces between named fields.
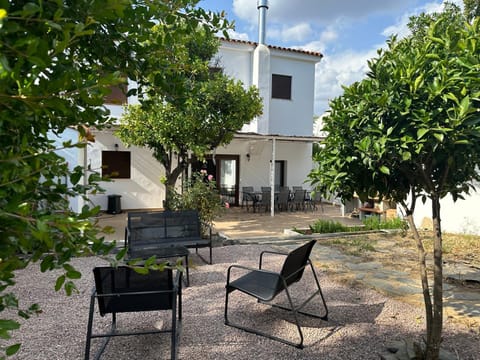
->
xmin=459 ymin=96 xmax=470 ymax=118
xmin=433 ymin=133 xmax=444 ymax=142
xmin=133 ymin=266 xmax=149 ymax=275
xmin=64 ymin=281 xmax=77 ymax=296
xmin=379 ymin=165 xmax=390 ymax=175
xmin=0 ymin=320 xmax=20 ymax=331
xmin=402 ymin=151 xmax=411 ymax=161
xmin=66 ymin=270 xmax=81 ymax=280
xmin=417 ymin=128 xmax=429 ymax=139
xmin=413 ymin=74 xmax=424 ymax=92
xmin=6 ymin=343 xmax=21 ymax=356
xmin=115 ymin=247 xmax=127 ymax=261
xmin=55 ymin=275 xmax=65 ymax=291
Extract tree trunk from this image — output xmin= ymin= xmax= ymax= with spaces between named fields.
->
xmin=425 ymin=194 xmax=443 ymax=360
xmin=162 ymin=153 xmax=188 ymax=210
xmin=404 ymin=212 xmax=433 ymax=352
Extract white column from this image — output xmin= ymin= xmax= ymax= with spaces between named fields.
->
xmin=270 ymin=137 xmax=276 ymax=217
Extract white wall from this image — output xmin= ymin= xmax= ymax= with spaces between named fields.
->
xmin=87 ymin=131 xmax=165 ymax=211
xmin=52 ymin=128 xmax=82 ymax=212
xmin=269 ymin=52 xmax=316 ymax=136
xmin=413 ymin=187 xmax=480 ymax=235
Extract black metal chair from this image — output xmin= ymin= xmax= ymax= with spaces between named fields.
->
xmin=241 ymin=186 xmax=256 ymax=211
xmin=290 ymin=189 xmax=307 ymax=211
xmin=224 ymin=240 xmax=328 ymax=348
xmin=85 ymin=266 xmax=182 ymax=360
xmin=275 ymin=188 xmax=290 ymax=212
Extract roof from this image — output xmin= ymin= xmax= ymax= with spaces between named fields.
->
xmin=219 ymin=38 xmax=323 ymax=59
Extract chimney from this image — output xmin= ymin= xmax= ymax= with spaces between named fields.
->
xmin=257 ymin=0 xmax=268 ymax=45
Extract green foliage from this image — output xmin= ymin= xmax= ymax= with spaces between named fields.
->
xmin=309 ymin=220 xmax=351 ymax=233
xmin=309 ymin=4 xmax=480 ymax=358
xmin=308 ymin=217 xmax=406 ymax=234
xmin=0 ymin=0 xmax=230 ymax=356
xmin=170 ymin=172 xmax=225 ymax=230
xmin=362 ymin=216 xmax=408 ymax=231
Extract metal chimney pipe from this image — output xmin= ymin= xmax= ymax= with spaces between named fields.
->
xmin=257 ymin=0 xmax=268 ymax=44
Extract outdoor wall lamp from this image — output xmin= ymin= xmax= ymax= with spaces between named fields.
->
xmin=246 ymin=153 xmax=251 ymax=161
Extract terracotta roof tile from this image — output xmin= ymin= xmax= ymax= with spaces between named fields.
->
xmin=220 ymin=37 xmax=323 ymax=58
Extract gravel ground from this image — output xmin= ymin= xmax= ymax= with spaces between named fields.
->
xmin=5 ymin=244 xmax=480 ymax=360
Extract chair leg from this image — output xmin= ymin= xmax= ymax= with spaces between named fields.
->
xmin=84 ymin=295 xmax=95 ymax=360
xmin=268 ymin=262 xmax=328 ymax=321
xmin=224 ymin=263 xmax=329 ymax=349
xmin=225 ymin=286 xmax=305 ymax=348
xmin=194 ymin=246 xmax=212 ymax=265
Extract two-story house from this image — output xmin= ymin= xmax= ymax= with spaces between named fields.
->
xmin=63 ymin=1 xmax=323 ymax=213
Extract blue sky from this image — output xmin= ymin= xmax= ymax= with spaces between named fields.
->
xmin=198 ymin=0 xmax=462 ymax=115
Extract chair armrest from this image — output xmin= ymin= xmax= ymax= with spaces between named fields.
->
xmin=259 ymin=249 xmax=288 ymax=269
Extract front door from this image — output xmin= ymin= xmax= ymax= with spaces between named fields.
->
xmin=191 ymin=155 xmax=240 ymax=206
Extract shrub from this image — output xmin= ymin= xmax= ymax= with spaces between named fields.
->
xmin=362 ymin=216 xmax=408 ymax=231
xmin=171 ymin=172 xmax=225 ymax=228
xmin=308 ymin=216 xmax=407 ymax=234
xmin=309 ymin=219 xmax=351 ymax=233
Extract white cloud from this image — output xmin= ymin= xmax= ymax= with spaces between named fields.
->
xmin=233 ymin=0 xmax=417 ymax=26
xmin=314 ymin=48 xmax=378 ymax=115
xmin=224 ymin=28 xmax=250 ymax=41
xmin=382 ymin=0 xmax=463 ymax=39
xmin=297 ymin=26 xmax=338 ymax=54
xmin=276 ymin=23 xmax=313 ymax=42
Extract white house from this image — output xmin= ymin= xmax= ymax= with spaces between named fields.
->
xmin=65 ymin=1 xmax=323 ymax=214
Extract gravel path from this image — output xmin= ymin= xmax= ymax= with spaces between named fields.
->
xmin=6 ymin=245 xmax=480 ymax=360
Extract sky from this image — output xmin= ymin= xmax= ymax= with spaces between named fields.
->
xmin=198 ymin=0 xmax=463 ymax=116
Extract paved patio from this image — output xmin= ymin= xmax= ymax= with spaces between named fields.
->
xmin=96 ymin=202 xmax=361 ymax=242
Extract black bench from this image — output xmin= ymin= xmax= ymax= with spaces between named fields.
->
xmin=125 ymin=209 xmax=213 ymax=265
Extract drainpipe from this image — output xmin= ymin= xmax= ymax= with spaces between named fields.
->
xmin=257 ymin=0 xmax=268 ymax=45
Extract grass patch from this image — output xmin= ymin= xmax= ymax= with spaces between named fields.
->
xmin=321 ymin=236 xmax=377 ymax=256
xmin=420 ymin=231 xmax=480 ymax=263
xmin=307 ymin=217 xmax=407 ymax=234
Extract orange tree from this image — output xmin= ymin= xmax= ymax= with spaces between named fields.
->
xmin=309 ymin=4 xmax=480 ymax=359
xmin=0 ymin=0 xmax=227 ymax=356
xmin=117 ymin=28 xmax=262 ymax=209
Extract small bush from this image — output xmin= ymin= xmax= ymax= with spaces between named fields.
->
xmin=309 ymin=220 xmax=352 ymax=233
xmin=362 ymin=216 xmax=408 ymax=231
xmin=308 ymin=216 xmax=407 ymax=234
xmin=171 ymin=172 xmax=225 ymax=228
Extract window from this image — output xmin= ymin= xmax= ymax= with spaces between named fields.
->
xmin=102 ymin=151 xmax=131 ymax=179
xmin=272 ymin=74 xmax=292 ymax=100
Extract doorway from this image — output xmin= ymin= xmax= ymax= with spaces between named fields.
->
xmin=191 ymin=155 xmax=240 ymax=206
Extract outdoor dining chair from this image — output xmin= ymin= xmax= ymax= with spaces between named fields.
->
xmin=85 ymin=266 xmax=182 ymax=360
xmin=241 ymin=186 xmax=256 ymax=211
xmin=224 ymin=240 xmax=329 ymax=348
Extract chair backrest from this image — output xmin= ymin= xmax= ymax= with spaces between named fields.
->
xmin=293 ymin=189 xmax=306 ymax=203
xmin=292 ymin=186 xmax=303 ymax=192
xmin=242 ymin=186 xmax=254 ymax=200
xmin=279 ymin=240 xmax=316 ymax=287
xmin=261 ymin=186 xmax=271 ymax=192
xmin=277 ymin=189 xmax=289 ymax=204
xmin=164 ymin=210 xmax=201 ymax=239
xmin=93 ymin=266 xmax=174 ymax=316
xmin=261 ymin=191 xmax=271 ymax=206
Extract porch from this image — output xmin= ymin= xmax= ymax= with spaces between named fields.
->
xmin=96 ymin=202 xmax=362 ymax=243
